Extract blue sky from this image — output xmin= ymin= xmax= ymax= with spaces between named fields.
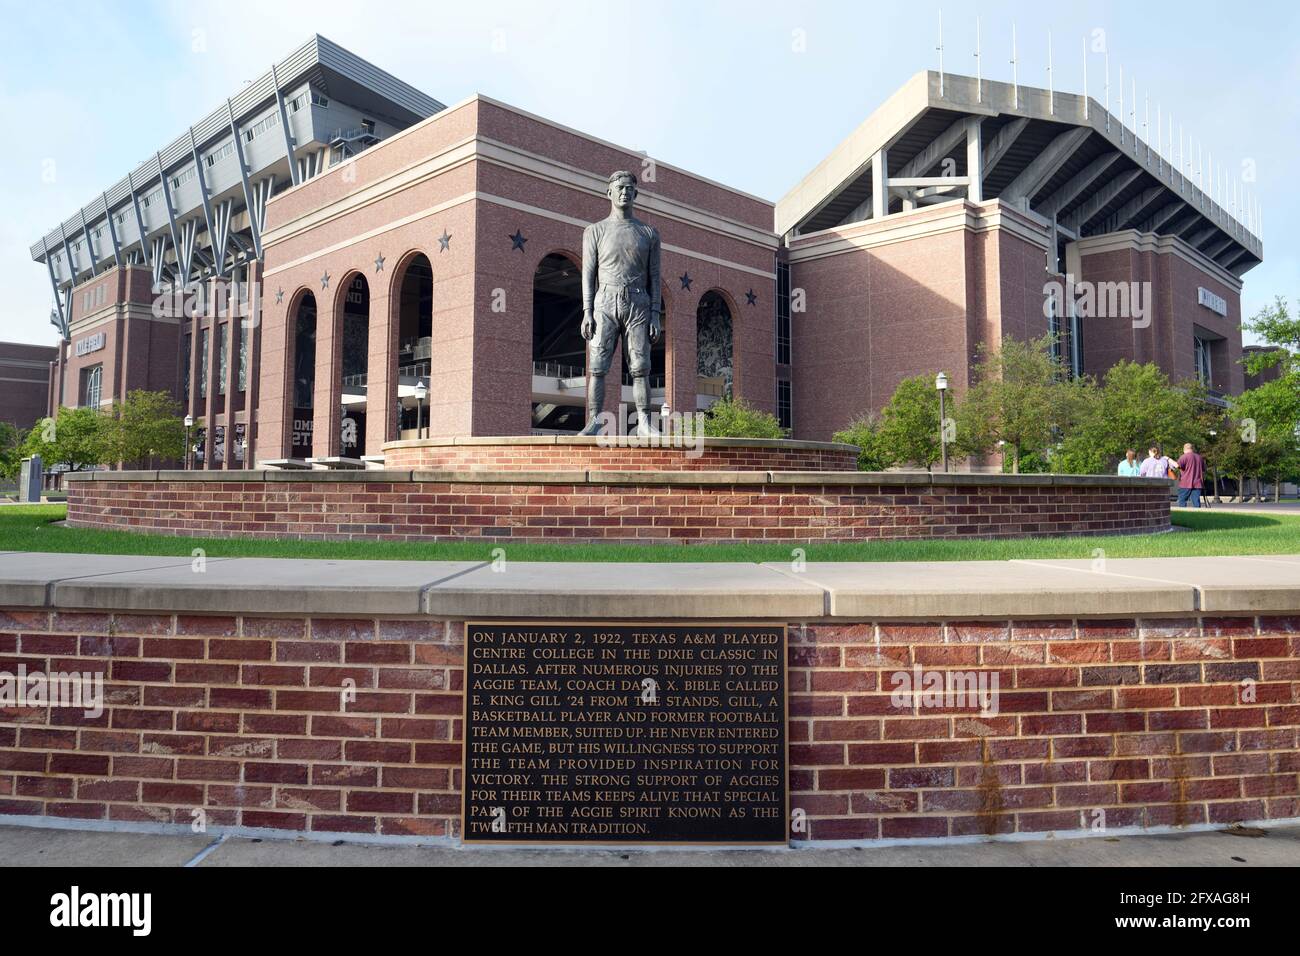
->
xmin=2 ymin=0 xmax=1295 ymax=345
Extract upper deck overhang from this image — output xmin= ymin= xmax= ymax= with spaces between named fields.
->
xmin=777 ymin=71 xmax=1262 ymax=278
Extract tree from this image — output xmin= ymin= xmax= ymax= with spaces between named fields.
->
xmin=102 ymin=390 xmax=187 ymax=469
xmin=1243 ymin=296 xmax=1299 ymax=379
xmin=701 ymin=397 xmax=785 ymax=438
xmin=0 ymin=422 xmax=25 ymax=483
xmin=1055 ymin=361 xmax=1205 ymax=475
xmin=23 ymin=406 xmax=110 ymax=473
xmin=833 ymin=411 xmax=895 ymax=471
xmin=1230 ymin=377 xmax=1300 ymax=501
xmin=873 ymin=374 xmax=952 ymax=470
xmin=955 ymin=335 xmax=1084 ymax=473
xmin=1237 ymin=296 xmax=1300 ymax=500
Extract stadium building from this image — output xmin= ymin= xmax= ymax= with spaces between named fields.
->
xmin=30 ymin=36 xmax=1262 ymax=465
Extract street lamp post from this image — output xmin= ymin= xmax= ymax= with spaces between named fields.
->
xmin=415 ymin=380 xmax=428 ymax=439
xmin=183 ymin=415 xmax=193 ymax=470
xmin=1208 ymin=429 xmax=1218 ymax=503
xmin=935 ymin=372 xmax=949 ymax=473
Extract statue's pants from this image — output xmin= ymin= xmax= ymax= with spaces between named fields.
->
xmin=588 ymin=284 xmax=652 ymax=378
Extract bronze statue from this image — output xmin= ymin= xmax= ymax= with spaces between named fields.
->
xmin=578 ymin=170 xmax=661 ymax=436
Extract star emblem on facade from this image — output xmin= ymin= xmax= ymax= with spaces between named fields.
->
xmin=374 ymin=253 xmax=385 ymax=273
xmin=438 ymin=230 xmax=452 ymax=252
xmin=509 ymin=229 xmax=527 ymax=252
xmin=274 ymin=288 xmax=284 ymax=305
xmin=745 ymin=289 xmax=757 ymax=306
xmin=679 ymin=272 xmax=692 ymax=291
xmin=321 ymin=271 xmax=330 ymax=290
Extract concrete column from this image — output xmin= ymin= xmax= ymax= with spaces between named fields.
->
xmin=312 ymin=284 xmax=343 ymax=459
xmin=966 ymin=117 xmax=984 ymax=203
xmin=871 ymin=149 xmax=888 ymax=220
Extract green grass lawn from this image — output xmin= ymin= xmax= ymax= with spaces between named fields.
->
xmin=0 ymin=503 xmax=1297 ymax=563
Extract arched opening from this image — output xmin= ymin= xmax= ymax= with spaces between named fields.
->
xmin=696 ymin=290 xmax=733 ymax=408
xmin=395 ymin=253 xmax=432 ymax=438
xmin=290 ymin=291 xmax=316 ymax=458
xmin=531 ymin=252 xmax=587 ymax=433
xmin=338 ymin=273 xmax=369 ymax=456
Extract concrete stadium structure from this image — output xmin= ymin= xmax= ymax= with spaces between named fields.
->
xmin=29 ymin=37 xmax=1262 ymax=465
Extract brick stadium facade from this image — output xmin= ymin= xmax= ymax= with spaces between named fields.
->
xmin=2 ymin=607 xmax=1295 ymax=840
xmin=0 ymin=342 xmax=58 ymax=432
xmin=29 ymin=40 xmax=1262 ymax=460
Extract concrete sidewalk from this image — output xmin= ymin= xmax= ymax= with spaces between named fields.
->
xmin=2 ymin=822 xmax=1297 ymax=867
xmin=1182 ymin=500 xmax=1300 ymax=515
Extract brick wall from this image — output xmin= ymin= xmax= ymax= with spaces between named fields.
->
xmin=0 ymin=610 xmax=463 ymax=837
xmin=0 ymin=342 xmax=58 ymax=431
xmin=2 ymin=609 xmax=1295 ymax=840
xmin=381 ymin=442 xmax=858 ymax=472
xmin=789 ymin=616 xmax=1299 ymax=840
xmin=66 ymin=475 xmax=1171 ymax=543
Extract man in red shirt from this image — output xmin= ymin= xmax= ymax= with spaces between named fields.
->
xmin=1175 ymin=442 xmax=1206 ymax=508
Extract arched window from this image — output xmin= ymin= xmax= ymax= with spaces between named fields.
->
xmin=290 ymin=291 xmax=316 ymax=458
xmin=696 ymin=290 xmax=733 ymax=403
xmin=80 ymin=365 xmax=102 ymax=408
xmin=531 ymin=252 xmax=586 ymax=432
xmin=395 ymin=254 xmax=432 ymax=438
xmin=338 ymin=273 xmax=369 ymax=455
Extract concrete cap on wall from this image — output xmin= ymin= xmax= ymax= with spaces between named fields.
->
xmin=0 ymin=552 xmax=1296 ymax=619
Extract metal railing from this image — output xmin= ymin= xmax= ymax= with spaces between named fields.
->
xmin=533 ymin=360 xmax=585 ymax=380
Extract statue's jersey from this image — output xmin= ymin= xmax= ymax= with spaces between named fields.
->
xmin=581 ymin=215 xmax=662 ymax=316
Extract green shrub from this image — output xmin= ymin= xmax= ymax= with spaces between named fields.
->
xmin=833 ymin=413 xmax=894 ymax=471
xmin=701 ymin=397 xmax=786 ymax=439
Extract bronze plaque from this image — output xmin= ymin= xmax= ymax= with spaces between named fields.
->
xmin=463 ymin=623 xmax=788 ymax=845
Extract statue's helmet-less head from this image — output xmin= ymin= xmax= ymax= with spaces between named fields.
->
xmin=608 ymin=170 xmax=637 ymax=208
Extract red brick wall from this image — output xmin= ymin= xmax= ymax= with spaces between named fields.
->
xmin=66 ymin=476 xmax=1171 ymax=542
xmin=0 ymin=342 xmax=57 ymax=431
xmin=0 ymin=610 xmax=462 ymax=837
xmin=787 ymin=203 xmax=1051 ymax=442
xmin=381 ymin=442 xmax=858 ymax=472
xmin=789 ymin=616 xmax=1299 ymax=840
xmin=1076 ymin=242 xmax=1244 ymax=396
xmin=2 ymin=610 xmax=1294 ymax=840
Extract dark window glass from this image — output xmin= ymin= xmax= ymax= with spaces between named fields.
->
xmin=776 ymin=261 xmax=791 ymax=366
xmin=198 ymin=330 xmax=209 ymax=399
xmin=777 ymin=378 xmax=791 ymax=430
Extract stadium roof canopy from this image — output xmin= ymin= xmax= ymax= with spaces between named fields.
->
xmin=31 ymin=35 xmax=443 ymax=334
xmin=778 ymin=71 xmax=1262 ymax=277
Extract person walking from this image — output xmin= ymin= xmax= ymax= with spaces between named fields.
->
xmin=1175 ymin=442 xmax=1206 ymax=508
xmin=1138 ymin=445 xmax=1173 ymax=479
xmin=1117 ymin=449 xmax=1141 ymax=477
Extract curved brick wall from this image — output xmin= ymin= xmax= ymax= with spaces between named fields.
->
xmin=66 ymin=472 xmax=1171 ymax=542
xmin=380 ymin=436 xmax=860 ymax=472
